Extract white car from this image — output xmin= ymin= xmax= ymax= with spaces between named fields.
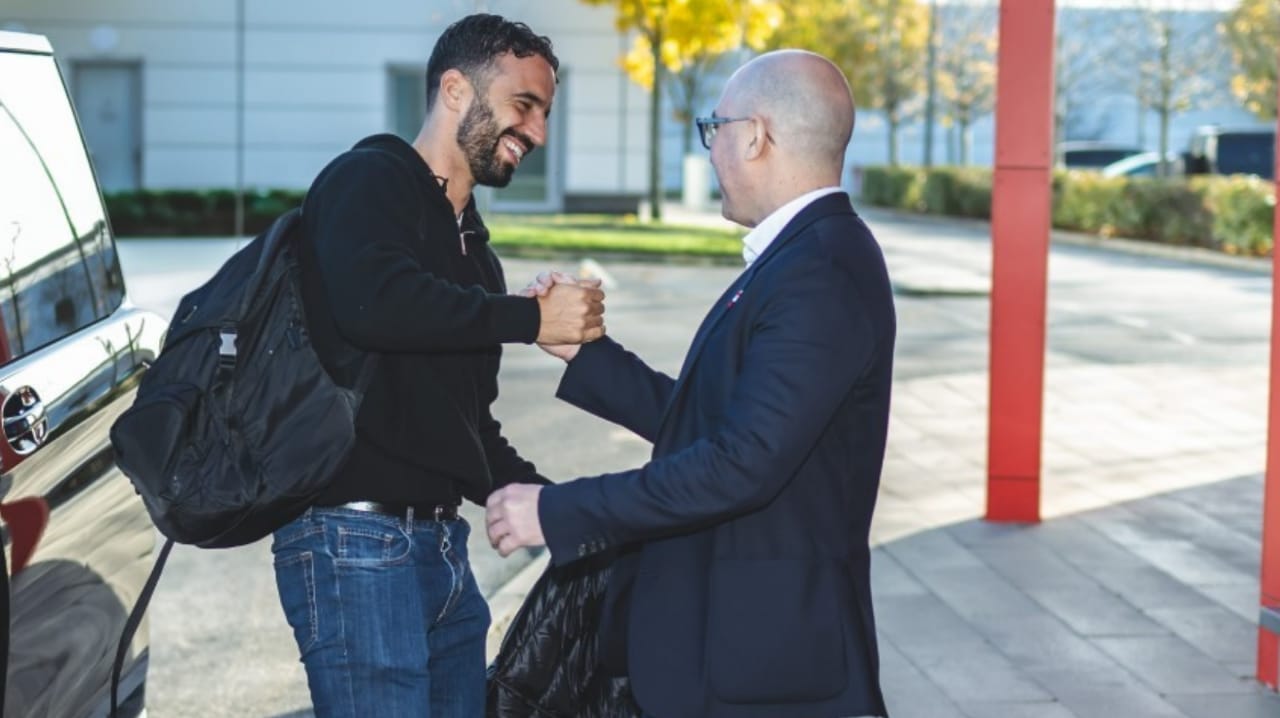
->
xmin=1100 ymin=152 xmax=1182 ymax=178
xmin=0 ymin=30 xmax=165 ymax=717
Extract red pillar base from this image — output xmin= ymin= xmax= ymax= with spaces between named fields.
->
xmin=1259 ymin=629 xmax=1278 ymax=691
xmin=987 ymin=477 xmax=1041 ymax=523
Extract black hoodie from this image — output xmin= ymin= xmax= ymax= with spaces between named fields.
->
xmin=299 ymin=134 xmax=547 ymax=506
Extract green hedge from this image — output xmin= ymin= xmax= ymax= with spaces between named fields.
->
xmin=104 ymin=189 xmax=306 ymax=236
xmin=858 ymin=165 xmax=1276 ymax=256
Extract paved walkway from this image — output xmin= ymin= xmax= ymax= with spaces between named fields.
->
xmin=487 ymin=204 xmax=1280 ymax=717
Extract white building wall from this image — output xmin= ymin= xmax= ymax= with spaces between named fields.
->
xmin=7 ymin=2 xmax=1263 ymax=205
xmin=1 ymin=0 xmax=651 ymax=204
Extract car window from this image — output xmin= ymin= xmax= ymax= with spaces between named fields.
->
xmin=0 ymin=51 xmax=124 ymax=364
xmin=1065 ymin=149 xmax=1137 ymax=168
xmin=1216 ymin=133 xmax=1274 ymax=179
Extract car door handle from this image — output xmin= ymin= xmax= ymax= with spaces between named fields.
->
xmin=4 ymin=387 xmax=47 ymax=455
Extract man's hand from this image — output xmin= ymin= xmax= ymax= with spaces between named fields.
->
xmin=521 ymin=271 xmax=605 ymax=357
xmin=485 ymin=484 xmax=545 ymax=557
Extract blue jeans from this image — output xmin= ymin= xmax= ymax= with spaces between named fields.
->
xmin=272 ymin=506 xmax=489 ymax=718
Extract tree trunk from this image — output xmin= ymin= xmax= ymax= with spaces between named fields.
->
xmin=1157 ymin=20 xmax=1172 ymax=177
xmin=961 ymin=121 xmax=972 ymax=166
xmin=649 ymin=27 xmax=664 ymax=222
xmin=1158 ymin=106 xmax=1170 ymax=178
xmin=887 ymin=113 xmax=900 ymax=167
xmin=923 ymin=0 xmax=939 ymax=167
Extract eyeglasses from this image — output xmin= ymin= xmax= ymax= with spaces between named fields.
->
xmin=695 ymin=115 xmax=752 ymax=150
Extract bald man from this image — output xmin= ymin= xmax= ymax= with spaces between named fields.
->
xmin=487 ymin=50 xmax=895 ymax=718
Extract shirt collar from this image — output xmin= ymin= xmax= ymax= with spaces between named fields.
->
xmin=741 ymin=187 xmax=843 ymax=267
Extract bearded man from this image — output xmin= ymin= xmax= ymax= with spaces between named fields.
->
xmin=270 ymin=14 xmax=604 ymax=717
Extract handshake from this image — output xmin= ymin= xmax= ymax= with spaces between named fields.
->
xmin=484 ymin=270 xmax=607 ymax=557
xmin=521 ymin=271 xmax=606 ymax=362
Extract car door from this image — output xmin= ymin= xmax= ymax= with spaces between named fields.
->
xmin=0 ymin=38 xmax=165 ymax=717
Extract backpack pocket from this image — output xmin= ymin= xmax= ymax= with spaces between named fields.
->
xmin=111 ymin=381 xmax=203 ymax=496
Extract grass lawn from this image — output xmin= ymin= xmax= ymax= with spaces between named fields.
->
xmin=486 ymin=214 xmax=743 ymax=257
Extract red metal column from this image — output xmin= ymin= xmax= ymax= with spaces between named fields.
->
xmin=1258 ymin=73 xmax=1280 ymax=691
xmin=987 ymin=0 xmax=1055 ymax=522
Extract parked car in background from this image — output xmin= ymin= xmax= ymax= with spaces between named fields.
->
xmin=1100 ymin=152 xmax=1183 ymax=178
xmin=1183 ymin=126 xmax=1275 ymax=180
xmin=1057 ymin=141 xmax=1144 ymax=169
xmin=0 ymin=30 xmax=165 ymax=716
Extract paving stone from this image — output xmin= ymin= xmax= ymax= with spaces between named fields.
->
xmin=1146 ymin=605 xmax=1260 ymax=664
xmin=946 ymin=520 xmax=1042 ymax=548
xmin=1195 ymin=583 xmax=1263 ymax=622
xmin=978 ymin=614 xmax=1129 ymax=674
xmin=1024 ymin=585 xmax=1168 ymax=637
xmin=1112 ymin=540 xmax=1254 ymax=589
xmin=1224 ymin=662 xmax=1263 ymax=681
xmin=1068 ymin=563 xmax=1215 ymax=613
xmin=871 ymin=548 xmax=929 ymax=597
xmin=1031 ymin=519 xmax=1149 ymax=569
xmin=907 ymin=642 xmax=1052 ymax=704
xmin=1163 ymin=691 xmax=1280 ymax=718
xmin=955 ymin=701 xmax=1078 ymax=718
xmin=1182 ymin=476 xmax=1264 ymax=529
xmin=968 ymin=543 xmax=1096 ymax=592
xmin=1123 ymin=495 xmax=1242 ymax=544
xmin=1021 ymin=660 xmax=1161 ymax=698
xmin=884 ymin=529 xmax=985 ymax=572
xmin=878 ymin=638 xmax=968 ymax=718
xmin=1080 ymin=508 xmax=1193 ymax=549
xmin=911 ymin=565 xmax=1046 ymax=631
xmin=1123 ymin=496 xmax=1261 ymax=575
xmin=1046 ymin=684 xmax=1189 ymax=718
xmin=1094 ymin=636 xmax=1255 ymax=695
xmin=873 ymin=591 xmax=992 ymax=654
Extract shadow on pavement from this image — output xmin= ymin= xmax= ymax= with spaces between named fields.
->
xmin=874 ymin=473 xmax=1280 ymax=718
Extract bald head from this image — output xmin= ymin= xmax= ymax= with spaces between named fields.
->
xmin=725 ymin=50 xmax=854 ymax=175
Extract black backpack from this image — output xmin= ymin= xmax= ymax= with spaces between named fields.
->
xmin=107 ymin=207 xmax=374 ymax=715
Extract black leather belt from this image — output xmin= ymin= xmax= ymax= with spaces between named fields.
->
xmin=335 ymin=501 xmax=459 ymax=522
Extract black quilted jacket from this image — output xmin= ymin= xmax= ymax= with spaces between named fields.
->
xmin=486 ymin=554 xmax=643 ymax=717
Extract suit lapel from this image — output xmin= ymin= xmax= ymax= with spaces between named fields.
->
xmin=655 ymin=194 xmax=855 ymax=438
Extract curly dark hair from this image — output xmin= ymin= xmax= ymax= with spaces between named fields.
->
xmin=425 ymin=14 xmax=560 ymax=111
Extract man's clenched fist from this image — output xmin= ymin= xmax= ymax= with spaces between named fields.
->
xmin=535 ymin=282 xmax=605 ymax=345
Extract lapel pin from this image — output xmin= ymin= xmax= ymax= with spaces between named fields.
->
xmin=727 ymin=289 xmax=744 ymax=308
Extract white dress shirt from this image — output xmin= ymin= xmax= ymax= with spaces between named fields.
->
xmin=741 ymin=186 xmax=844 ymax=267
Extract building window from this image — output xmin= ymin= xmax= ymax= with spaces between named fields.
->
xmin=389 ymin=68 xmax=426 ymax=142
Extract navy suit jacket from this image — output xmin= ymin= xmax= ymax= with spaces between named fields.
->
xmin=539 ymin=193 xmax=895 ymax=718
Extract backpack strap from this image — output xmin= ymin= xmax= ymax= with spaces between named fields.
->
xmin=111 ymin=537 xmax=174 ymax=718
xmin=353 ymin=352 xmax=380 ymax=396
xmin=295 ymin=198 xmax=381 ymax=397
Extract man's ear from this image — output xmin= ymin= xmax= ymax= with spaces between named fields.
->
xmin=744 ymin=116 xmax=769 ymax=161
xmin=439 ymin=68 xmax=473 ymax=113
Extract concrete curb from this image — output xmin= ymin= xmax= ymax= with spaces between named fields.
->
xmin=484 ymin=550 xmax=550 ymax=663
xmin=1050 ymin=228 xmax=1272 ymax=274
xmin=858 ymin=206 xmax=1273 ymax=275
xmin=892 ymin=276 xmax=989 ymax=297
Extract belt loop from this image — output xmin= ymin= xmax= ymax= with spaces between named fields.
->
xmin=405 ymin=506 xmax=414 ymax=530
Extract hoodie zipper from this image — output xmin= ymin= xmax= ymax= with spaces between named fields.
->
xmin=457 ymin=214 xmax=470 ymax=256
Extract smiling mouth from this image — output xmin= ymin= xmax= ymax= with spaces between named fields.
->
xmin=502 ymin=137 xmax=526 ymax=165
